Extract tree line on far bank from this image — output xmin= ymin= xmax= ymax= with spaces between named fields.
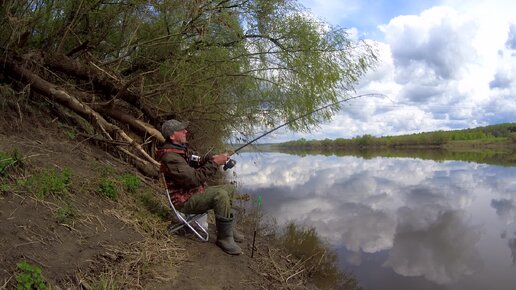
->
xmin=276 ymin=123 xmax=516 ymax=149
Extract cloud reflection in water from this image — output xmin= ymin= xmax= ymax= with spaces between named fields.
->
xmin=385 ymin=207 xmax=482 ymax=284
xmin=232 ymin=152 xmax=516 ymax=287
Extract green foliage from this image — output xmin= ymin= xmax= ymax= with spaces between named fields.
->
xmin=16 ymin=261 xmax=49 ymax=290
xmin=121 ymin=173 xmax=140 ymax=193
xmin=0 ymin=0 xmax=377 ymax=151
xmin=65 ymin=130 xmax=77 ymax=140
xmin=26 ymin=168 xmax=72 ymax=198
xmin=98 ymin=178 xmax=118 ymax=200
xmin=277 ymin=123 xmax=516 ymax=149
xmin=0 ymin=148 xmax=23 ymax=177
xmin=55 ymin=205 xmax=76 ymax=224
xmin=0 ymin=183 xmax=11 ymax=193
xmin=0 ymin=151 xmax=13 ymax=177
xmin=509 ymin=132 xmax=516 ymax=143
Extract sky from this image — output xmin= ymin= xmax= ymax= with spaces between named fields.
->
xmin=261 ymin=0 xmax=516 ymax=142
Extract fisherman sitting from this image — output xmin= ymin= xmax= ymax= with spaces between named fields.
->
xmin=156 ymin=119 xmax=244 ymax=255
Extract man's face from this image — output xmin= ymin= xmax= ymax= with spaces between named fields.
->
xmin=170 ymin=129 xmax=187 ymax=144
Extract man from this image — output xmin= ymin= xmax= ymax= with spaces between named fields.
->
xmin=156 ymin=119 xmax=243 ymax=255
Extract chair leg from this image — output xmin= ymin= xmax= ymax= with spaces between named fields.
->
xmin=169 ymin=213 xmax=209 ymax=242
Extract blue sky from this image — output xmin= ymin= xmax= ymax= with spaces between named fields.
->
xmin=260 ymin=0 xmax=516 ymax=142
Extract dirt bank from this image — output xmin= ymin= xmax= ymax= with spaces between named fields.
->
xmin=0 ymin=103 xmax=320 ymax=290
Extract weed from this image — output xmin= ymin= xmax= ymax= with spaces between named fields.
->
xmin=16 ymin=261 xmax=49 ymax=290
xmin=26 ymin=168 xmax=72 ymax=198
xmin=0 ymin=152 xmax=14 ymax=176
xmin=0 ymin=148 xmax=23 ymax=177
xmin=121 ymin=173 xmax=140 ymax=193
xmin=0 ymin=183 xmax=11 ymax=195
xmin=94 ymin=274 xmax=117 ymax=290
xmin=97 ymin=165 xmax=116 ymax=178
xmin=98 ymin=178 xmax=117 ymax=200
xmin=66 ymin=130 xmax=77 ymax=140
xmin=55 ymin=205 xmax=77 ymax=224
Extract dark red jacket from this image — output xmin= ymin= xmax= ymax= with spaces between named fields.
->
xmin=156 ymin=141 xmax=218 ymax=206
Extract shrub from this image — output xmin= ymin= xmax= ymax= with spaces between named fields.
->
xmin=16 ymin=261 xmax=49 ymax=290
xmin=509 ymin=132 xmax=516 ymax=143
xmin=98 ymin=178 xmax=117 ymax=199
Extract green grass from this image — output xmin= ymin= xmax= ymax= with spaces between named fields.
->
xmin=65 ymin=130 xmax=77 ymax=140
xmin=55 ymin=204 xmax=77 ymax=224
xmin=0 ymin=183 xmax=11 ymax=193
xmin=0 ymin=148 xmax=23 ymax=177
xmin=98 ymin=178 xmax=118 ymax=200
xmin=23 ymin=168 xmax=72 ymax=199
xmin=121 ymin=173 xmax=140 ymax=193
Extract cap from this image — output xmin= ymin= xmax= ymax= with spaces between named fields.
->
xmin=161 ymin=119 xmax=189 ymax=138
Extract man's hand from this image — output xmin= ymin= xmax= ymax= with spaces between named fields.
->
xmin=211 ymin=153 xmax=230 ymax=165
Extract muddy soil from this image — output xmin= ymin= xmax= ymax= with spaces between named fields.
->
xmin=0 ymin=106 xmax=308 ymax=290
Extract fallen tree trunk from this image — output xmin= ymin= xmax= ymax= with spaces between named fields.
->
xmin=92 ymin=104 xmax=165 ymax=143
xmin=4 ymin=58 xmax=160 ymax=176
xmin=44 ymin=54 xmax=159 ymax=124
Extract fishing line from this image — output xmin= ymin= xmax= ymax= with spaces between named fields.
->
xmin=229 ymin=93 xmax=386 ymax=155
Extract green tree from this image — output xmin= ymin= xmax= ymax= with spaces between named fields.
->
xmin=0 ymin=0 xmax=377 ymax=175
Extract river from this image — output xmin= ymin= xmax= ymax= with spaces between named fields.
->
xmin=231 ymin=151 xmax=516 ymax=290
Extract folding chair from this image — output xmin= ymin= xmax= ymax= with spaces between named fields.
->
xmin=159 ymin=173 xmax=209 ymax=242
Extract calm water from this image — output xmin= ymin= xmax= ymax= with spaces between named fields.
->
xmin=231 ymin=152 xmax=516 ymax=290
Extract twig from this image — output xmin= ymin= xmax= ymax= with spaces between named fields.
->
xmin=285 ymin=269 xmax=305 ymax=283
xmin=268 ymin=247 xmax=286 ymax=283
xmin=13 ymin=241 xmax=40 ymax=248
xmin=1 ymin=274 xmax=13 ymax=290
xmin=89 ymin=61 xmax=118 ymax=81
xmin=15 ymin=101 xmax=22 ymax=123
xmin=59 ymin=223 xmax=81 ymax=233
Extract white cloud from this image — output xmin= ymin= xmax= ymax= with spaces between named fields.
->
xmin=383 ymin=7 xmax=478 ymax=81
xmin=267 ymin=0 xmax=516 ymax=142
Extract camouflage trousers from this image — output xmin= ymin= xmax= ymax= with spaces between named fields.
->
xmin=178 ymin=184 xmax=235 ymax=218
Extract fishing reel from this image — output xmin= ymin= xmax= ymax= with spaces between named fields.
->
xmin=223 ymin=159 xmax=236 ymax=171
xmin=188 ymin=152 xmax=202 ymax=168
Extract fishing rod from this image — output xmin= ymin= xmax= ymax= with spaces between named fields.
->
xmin=223 ymin=93 xmax=385 ymax=170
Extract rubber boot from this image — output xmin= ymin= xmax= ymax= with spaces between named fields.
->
xmin=231 ymin=209 xmax=245 ymax=243
xmin=215 ymin=216 xmax=242 ymax=255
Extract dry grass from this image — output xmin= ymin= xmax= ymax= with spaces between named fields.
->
xmin=69 ymin=172 xmax=187 ymax=289
xmin=239 ymin=202 xmax=362 ymax=290
xmin=1 ymin=113 xmax=360 ymax=289
xmin=74 ymin=237 xmax=186 ymax=289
